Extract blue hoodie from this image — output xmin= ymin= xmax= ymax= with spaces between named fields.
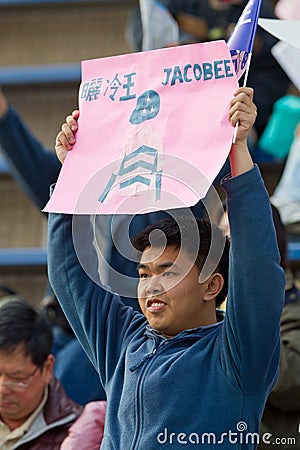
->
xmin=48 ymin=165 xmax=285 ymax=449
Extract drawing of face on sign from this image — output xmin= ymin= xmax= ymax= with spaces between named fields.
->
xmin=98 ymin=90 xmax=163 ymax=205
xmin=130 ymin=90 xmax=161 ymax=125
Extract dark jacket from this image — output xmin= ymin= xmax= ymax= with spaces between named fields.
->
xmin=12 ymin=377 xmax=83 ymax=450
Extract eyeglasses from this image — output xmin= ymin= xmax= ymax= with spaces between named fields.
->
xmin=0 ymin=366 xmax=40 ymax=392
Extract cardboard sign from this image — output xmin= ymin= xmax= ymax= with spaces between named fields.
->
xmin=44 ymin=40 xmax=238 ymax=215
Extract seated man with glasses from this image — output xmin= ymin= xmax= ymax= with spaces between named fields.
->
xmin=0 ymin=297 xmax=83 ymax=450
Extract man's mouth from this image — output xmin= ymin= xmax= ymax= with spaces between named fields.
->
xmin=146 ymin=299 xmax=167 ymax=312
xmin=0 ymin=397 xmax=16 ymax=407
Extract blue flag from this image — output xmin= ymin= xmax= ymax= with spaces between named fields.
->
xmin=227 ymin=0 xmax=262 ymax=80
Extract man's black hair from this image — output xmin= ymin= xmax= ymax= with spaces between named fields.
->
xmin=131 ymin=216 xmax=230 ymax=307
xmin=0 ymin=297 xmax=53 ymax=367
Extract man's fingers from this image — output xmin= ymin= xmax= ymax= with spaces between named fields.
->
xmin=230 ymin=88 xmax=254 ymax=109
xmin=62 ymin=123 xmax=76 ymax=145
xmin=56 ymin=129 xmax=72 ymax=150
xmin=66 ymin=113 xmax=79 ymax=133
xmin=229 ymin=88 xmax=257 ymax=127
xmin=228 ymin=87 xmax=257 ymax=142
xmin=71 ymin=109 xmax=80 ymax=119
xmin=229 ymin=102 xmax=257 ymax=125
xmin=54 ymin=111 xmax=79 ymax=164
xmin=230 ymin=109 xmax=257 ymax=129
xmin=233 ymin=86 xmax=254 ymax=101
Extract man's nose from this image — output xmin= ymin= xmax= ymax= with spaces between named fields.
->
xmin=145 ymin=275 xmax=164 ymax=295
xmin=0 ymin=383 xmax=13 ymax=394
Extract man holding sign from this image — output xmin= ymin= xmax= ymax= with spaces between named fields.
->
xmin=48 ymin=86 xmax=285 ymax=449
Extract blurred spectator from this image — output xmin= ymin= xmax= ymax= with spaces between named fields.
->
xmin=257 ymin=96 xmax=300 ymax=161
xmin=0 ymin=293 xmax=105 ymax=406
xmin=0 ymin=297 xmax=83 ymax=449
xmin=41 ymin=294 xmax=106 ymax=405
xmin=271 ymin=124 xmax=300 ymax=235
xmin=125 ymin=0 xmax=291 ymax=139
xmin=60 ymin=400 xmax=106 ymax=450
xmin=275 ymin=0 xmax=300 ymax=21
xmin=0 ymin=285 xmax=17 ymax=299
xmin=0 ymin=86 xmax=60 ymax=211
xmin=0 ymin=289 xmax=106 ymax=406
xmin=258 ymin=205 xmax=300 ymax=449
xmin=266 ymin=0 xmax=300 ymax=235
xmin=40 ymin=293 xmax=74 ymax=355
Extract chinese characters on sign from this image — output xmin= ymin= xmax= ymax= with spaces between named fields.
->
xmin=81 ymin=73 xmax=137 ymax=102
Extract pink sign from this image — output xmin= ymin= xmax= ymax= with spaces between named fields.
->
xmin=44 ymin=40 xmax=238 ymax=215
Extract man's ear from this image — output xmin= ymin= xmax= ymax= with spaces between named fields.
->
xmin=43 ymin=354 xmax=55 ymax=384
xmin=202 ymin=273 xmax=224 ymax=302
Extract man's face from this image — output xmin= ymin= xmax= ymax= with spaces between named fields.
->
xmin=0 ymin=343 xmax=52 ymax=430
xmin=137 ymin=244 xmax=213 ymax=338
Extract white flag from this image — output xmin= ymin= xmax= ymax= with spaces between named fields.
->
xmin=139 ymin=0 xmax=179 ymax=51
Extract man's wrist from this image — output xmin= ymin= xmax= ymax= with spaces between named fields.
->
xmin=229 ymin=141 xmax=254 ymax=177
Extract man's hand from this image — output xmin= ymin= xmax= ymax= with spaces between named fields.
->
xmin=55 ymin=110 xmax=79 ymax=164
xmin=229 ymin=87 xmax=257 ymax=143
xmin=228 ymin=87 xmax=257 ymax=177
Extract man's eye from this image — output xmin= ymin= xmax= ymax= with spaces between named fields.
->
xmin=3 ymin=375 xmax=23 ymax=382
xmin=163 ymin=271 xmax=175 ymax=277
xmin=139 ymin=273 xmax=149 ymax=279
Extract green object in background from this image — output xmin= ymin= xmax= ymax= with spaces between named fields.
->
xmin=258 ymin=95 xmax=300 ymax=159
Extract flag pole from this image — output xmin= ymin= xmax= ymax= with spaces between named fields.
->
xmin=228 ymin=0 xmax=262 ymax=143
xmin=242 ymin=53 xmax=252 ymax=88
xmin=232 ymin=52 xmax=253 ymax=143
